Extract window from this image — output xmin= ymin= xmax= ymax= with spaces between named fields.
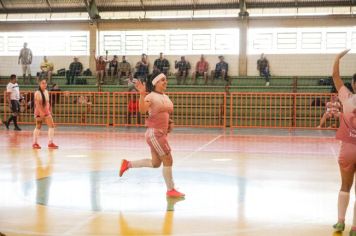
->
xmin=70 ymin=35 xmax=88 ymax=52
xmin=192 ymin=34 xmax=211 ymax=50
xmin=352 ymin=32 xmax=356 ymax=49
xmin=147 ymin=34 xmax=165 ymax=52
xmin=7 ymin=36 xmax=24 ymax=52
xmin=169 ymin=34 xmax=188 ymax=51
xmin=0 ymin=31 xmax=89 ymax=56
xmin=99 ymin=28 xmax=238 ymax=55
xmin=125 ymin=34 xmax=143 ymax=52
xmin=301 ymin=32 xmax=322 ymax=49
xmin=326 ymin=32 xmax=347 ymax=49
xmin=0 ymin=36 xmax=4 ymax=52
xmin=277 ymin=33 xmax=297 ymax=49
xmin=248 ymin=27 xmax=356 ymax=54
xmin=103 ymin=35 xmax=121 ymax=55
xmin=252 ymin=33 xmax=273 ymax=50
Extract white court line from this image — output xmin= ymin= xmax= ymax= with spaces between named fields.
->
xmin=177 ymin=135 xmax=222 ymax=163
xmin=63 ymin=214 xmax=97 ymax=236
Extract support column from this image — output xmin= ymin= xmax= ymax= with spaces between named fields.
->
xmin=238 ymin=19 xmax=248 ymax=76
xmin=89 ymin=22 xmax=97 ymax=73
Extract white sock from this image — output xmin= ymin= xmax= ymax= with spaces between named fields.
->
xmin=163 ymin=166 xmax=175 ymax=191
xmin=33 ymin=128 xmax=40 ymax=144
xmin=338 ymin=191 xmax=350 ymax=223
xmin=130 ymin=159 xmax=153 ymax=168
xmin=48 ymin=128 xmax=54 ymax=144
xmin=353 ymin=201 xmax=356 ymax=228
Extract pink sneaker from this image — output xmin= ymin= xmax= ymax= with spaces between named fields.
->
xmin=48 ymin=143 xmax=58 ymax=149
xmin=167 ymin=189 xmax=185 ymax=198
xmin=32 ymin=143 xmax=41 ymax=149
xmin=119 ymin=159 xmax=129 ymax=177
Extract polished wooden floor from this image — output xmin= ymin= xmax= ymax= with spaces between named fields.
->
xmin=0 ymin=127 xmax=349 ymax=236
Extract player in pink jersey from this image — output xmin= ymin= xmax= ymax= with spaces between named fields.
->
xmin=32 ymin=78 xmax=58 ymax=149
xmin=119 ymin=73 xmax=185 ymax=198
xmin=331 ymin=49 xmax=356 ymax=235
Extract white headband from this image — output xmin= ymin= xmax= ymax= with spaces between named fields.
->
xmin=152 ymin=73 xmax=166 ymax=86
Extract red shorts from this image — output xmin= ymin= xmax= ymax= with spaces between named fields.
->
xmin=145 ymin=128 xmax=171 ymax=157
xmin=338 ymin=142 xmax=356 ymax=172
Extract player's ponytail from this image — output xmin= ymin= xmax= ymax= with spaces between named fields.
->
xmin=38 ymin=79 xmax=46 ymax=107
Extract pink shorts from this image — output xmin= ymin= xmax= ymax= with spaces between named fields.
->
xmin=338 ymin=142 xmax=356 ymax=172
xmin=145 ymin=128 xmax=171 ymax=157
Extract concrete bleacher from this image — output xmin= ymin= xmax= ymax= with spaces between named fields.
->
xmin=0 ymin=75 xmax=349 ymax=93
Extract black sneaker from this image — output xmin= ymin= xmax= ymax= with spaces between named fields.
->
xmin=3 ymin=121 xmax=9 ymax=130
xmin=14 ymin=126 xmax=21 ymax=131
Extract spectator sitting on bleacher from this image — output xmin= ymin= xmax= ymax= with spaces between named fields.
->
xmin=134 ymin=53 xmax=149 ymax=82
xmin=40 ymin=56 xmax=54 ymax=84
xmin=154 ymin=52 xmax=170 ymax=75
xmin=125 ymin=73 xmax=138 ymax=92
xmin=94 ymin=51 xmax=109 ymax=86
xmin=317 ymin=95 xmax=341 ymax=128
xmin=108 ymin=55 xmax=119 ymax=78
xmin=257 ymin=53 xmax=271 ymax=87
xmin=175 ymin=56 xmax=190 ymax=85
xmin=118 ymin=55 xmax=131 ymax=85
xmin=66 ymin=57 xmax=83 ymax=85
xmin=212 ymin=55 xmax=228 ymax=85
xmin=192 ymin=54 xmax=209 ymax=85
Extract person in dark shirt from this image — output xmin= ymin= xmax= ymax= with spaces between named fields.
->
xmin=108 ymin=55 xmax=119 ymax=78
xmin=134 ymin=54 xmax=149 ymax=82
xmin=213 ymin=55 xmax=229 ymax=84
xmin=257 ymin=53 xmax=270 ymax=86
xmin=66 ymin=57 xmax=83 ymax=85
xmin=154 ymin=52 xmax=170 ymax=75
xmin=175 ymin=56 xmax=190 ymax=85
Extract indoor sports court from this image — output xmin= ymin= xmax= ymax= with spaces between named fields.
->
xmin=0 ymin=1 xmax=356 ymax=236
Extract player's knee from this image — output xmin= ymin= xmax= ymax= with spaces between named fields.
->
xmin=152 ymin=162 xmax=161 ymax=168
xmin=341 ymin=183 xmax=353 ymax=192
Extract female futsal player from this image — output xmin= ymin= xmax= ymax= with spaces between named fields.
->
xmin=32 ymin=78 xmax=58 ymax=149
xmin=119 ymin=73 xmax=185 ymax=198
xmin=331 ymin=49 xmax=356 ymax=235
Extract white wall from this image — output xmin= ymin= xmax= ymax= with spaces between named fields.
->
xmin=247 ymin=54 xmax=356 ymax=76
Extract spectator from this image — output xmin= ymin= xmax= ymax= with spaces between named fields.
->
xmin=18 ymin=42 xmax=33 ymax=84
xmin=257 ymin=53 xmax=271 ymax=86
xmin=108 ymin=55 xmax=119 ymax=79
xmin=212 ymin=55 xmax=229 ymax=85
xmin=66 ymin=57 xmax=83 ymax=85
xmin=118 ymin=55 xmax=131 ymax=85
xmin=192 ymin=54 xmax=209 ymax=85
xmin=134 ymin=53 xmax=149 ymax=82
xmin=175 ymin=56 xmax=190 ymax=85
xmin=127 ymin=94 xmax=141 ymax=125
xmin=154 ymin=52 xmax=170 ymax=75
xmin=40 ymin=56 xmax=54 ymax=84
xmin=125 ymin=73 xmax=138 ymax=92
xmin=317 ymin=95 xmax=341 ymax=128
xmin=94 ymin=52 xmax=108 ymax=86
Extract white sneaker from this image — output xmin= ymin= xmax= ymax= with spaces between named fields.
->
xmin=265 ymin=82 xmax=270 ymax=86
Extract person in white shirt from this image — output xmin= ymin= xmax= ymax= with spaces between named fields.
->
xmin=18 ymin=42 xmax=33 ymax=84
xmin=4 ymin=74 xmax=21 ymax=131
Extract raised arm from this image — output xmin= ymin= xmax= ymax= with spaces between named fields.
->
xmin=135 ymin=80 xmax=150 ymax=113
xmin=332 ymin=49 xmax=350 ymax=92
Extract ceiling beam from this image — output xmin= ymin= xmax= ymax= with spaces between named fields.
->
xmin=0 ymin=1 xmax=354 ymax=14
xmin=45 ymin=0 xmax=52 ymax=12
xmin=0 ymin=0 xmax=7 ymax=13
xmin=140 ymin=0 xmax=145 ymax=10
